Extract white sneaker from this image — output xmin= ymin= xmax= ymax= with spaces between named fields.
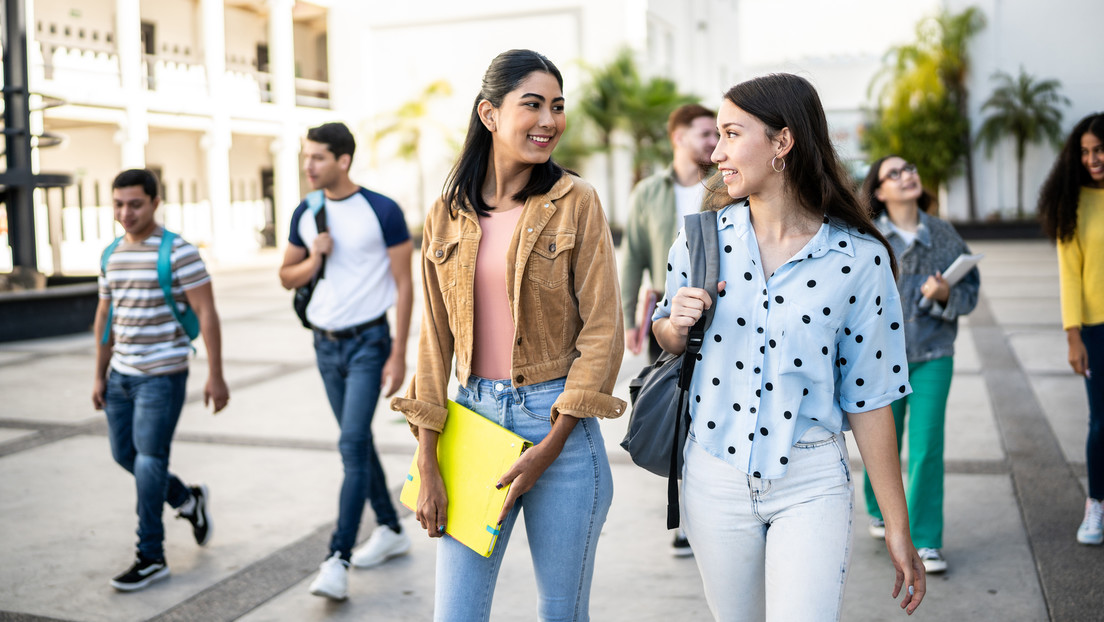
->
xmin=350 ymin=525 xmax=411 ymax=568
xmin=308 ymin=553 xmax=348 ymax=600
xmin=918 ymin=547 xmax=947 ymax=574
xmin=1077 ymin=498 xmax=1104 ymax=545
xmin=868 ymin=518 xmax=886 ymax=540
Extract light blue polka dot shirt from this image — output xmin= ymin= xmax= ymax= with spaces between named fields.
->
xmin=653 ymin=202 xmax=911 ymax=479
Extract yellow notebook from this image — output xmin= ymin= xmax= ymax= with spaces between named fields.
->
xmin=400 ymin=400 xmax=532 ymax=557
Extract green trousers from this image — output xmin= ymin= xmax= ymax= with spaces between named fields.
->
xmin=863 ymin=356 xmax=953 ymax=549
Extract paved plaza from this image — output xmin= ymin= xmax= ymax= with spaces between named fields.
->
xmin=1 ymin=239 xmax=1101 ymax=621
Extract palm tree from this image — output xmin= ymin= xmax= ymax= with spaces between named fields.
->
xmin=622 ymin=76 xmax=697 ymax=183
xmin=369 ymin=79 xmax=454 ymax=220
xmin=976 ymin=68 xmax=1069 ymax=218
xmin=578 ymin=49 xmax=638 ymax=223
xmin=867 ymin=7 xmax=985 ymax=218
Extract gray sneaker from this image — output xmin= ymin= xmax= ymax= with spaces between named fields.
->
xmin=918 ymin=547 xmax=947 ymax=573
xmin=868 ymin=518 xmax=886 ymax=540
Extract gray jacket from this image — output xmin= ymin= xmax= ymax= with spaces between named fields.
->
xmin=876 ymin=210 xmax=980 ymax=363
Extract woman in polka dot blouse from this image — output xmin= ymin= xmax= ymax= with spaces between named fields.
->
xmin=858 ymin=156 xmax=980 ymax=575
xmin=652 ymin=74 xmax=926 ymax=620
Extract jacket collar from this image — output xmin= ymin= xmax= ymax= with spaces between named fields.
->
xmin=876 ymin=210 xmax=932 ymax=247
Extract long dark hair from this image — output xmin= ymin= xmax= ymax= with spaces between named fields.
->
xmin=703 ymin=73 xmax=897 ymax=276
xmin=860 ymin=155 xmax=934 ymax=218
xmin=443 ymin=49 xmax=569 ymax=217
xmin=1038 ymin=113 xmax=1104 ymax=243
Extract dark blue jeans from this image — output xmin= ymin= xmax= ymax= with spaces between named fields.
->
xmin=1083 ymin=323 xmax=1104 ymax=500
xmin=314 ymin=321 xmax=399 ymax=559
xmin=104 ymin=369 xmax=192 ymax=561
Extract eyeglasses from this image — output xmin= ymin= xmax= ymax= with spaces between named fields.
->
xmin=878 ymin=162 xmax=917 ymax=185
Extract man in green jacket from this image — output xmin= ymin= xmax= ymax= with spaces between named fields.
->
xmin=621 ymin=104 xmax=717 ymax=360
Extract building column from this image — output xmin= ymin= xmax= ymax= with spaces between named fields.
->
xmin=267 ymin=0 xmax=301 ymax=246
xmin=201 ymin=0 xmax=232 ymax=261
xmin=115 ymin=0 xmax=147 ymax=168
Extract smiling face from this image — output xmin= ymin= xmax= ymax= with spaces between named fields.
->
xmin=482 ymin=71 xmax=565 ymax=167
xmin=113 ymin=185 xmax=160 ymax=240
xmin=1082 ymin=131 xmax=1104 ymax=187
xmin=874 ymin=156 xmax=924 ymax=205
xmin=302 ymin=139 xmax=349 ymax=191
xmin=711 ymin=99 xmax=784 ymax=199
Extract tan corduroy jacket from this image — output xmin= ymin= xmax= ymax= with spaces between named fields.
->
xmin=391 ymin=174 xmax=626 ymax=434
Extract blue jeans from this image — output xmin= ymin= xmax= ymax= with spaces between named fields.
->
xmin=435 ymin=376 xmax=614 ymax=622
xmin=682 ymin=428 xmax=854 ymax=622
xmin=1083 ymin=323 xmax=1104 ymax=500
xmin=314 ymin=321 xmax=399 ymax=559
xmin=104 ymin=369 xmax=192 ymax=561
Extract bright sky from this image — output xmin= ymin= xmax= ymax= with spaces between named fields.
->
xmin=737 ymin=0 xmax=937 ymax=65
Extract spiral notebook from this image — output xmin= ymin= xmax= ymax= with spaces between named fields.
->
xmin=400 ymin=400 xmax=532 ymax=557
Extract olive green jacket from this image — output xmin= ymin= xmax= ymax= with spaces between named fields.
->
xmin=621 ymin=165 xmax=680 ymax=328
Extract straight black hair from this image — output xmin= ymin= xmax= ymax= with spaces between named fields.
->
xmin=1038 ymin=113 xmax=1104 ymax=243
xmin=112 ymin=169 xmax=160 ymax=200
xmin=443 ymin=49 xmax=569 ymax=217
xmin=306 ymin=122 xmax=356 ymax=162
xmin=703 ymin=73 xmax=897 ymax=277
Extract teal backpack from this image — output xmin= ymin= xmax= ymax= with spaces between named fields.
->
xmin=100 ymin=229 xmax=201 ymax=345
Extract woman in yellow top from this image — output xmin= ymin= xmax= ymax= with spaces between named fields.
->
xmin=1039 ymin=112 xmax=1104 ymax=545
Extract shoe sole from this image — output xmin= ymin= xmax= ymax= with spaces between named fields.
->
xmin=309 ymin=585 xmax=348 ymax=601
xmin=671 ymin=548 xmax=695 ymax=558
xmin=195 ymin=484 xmax=213 ymax=546
xmin=1076 ymin=535 xmax=1103 ymax=545
xmin=350 ymin=541 xmax=412 ymax=569
xmin=923 ymin=562 xmax=948 ymax=574
xmin=110 ymin=566 xmax=170 ymax=592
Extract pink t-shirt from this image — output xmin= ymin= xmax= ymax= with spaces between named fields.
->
xmin=471 ymin=206 xmax=524 ymax=380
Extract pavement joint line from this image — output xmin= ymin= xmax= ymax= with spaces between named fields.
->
xmin=0 ymin=612 xmax=76 ymax=621
xmin=971 ymin=292 xmax=1103 ymax=621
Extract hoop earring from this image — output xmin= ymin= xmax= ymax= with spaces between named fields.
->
xmin=771 ymin=156 xmax=786 ymax=173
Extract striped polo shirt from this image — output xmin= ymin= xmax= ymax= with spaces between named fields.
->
xmin=98 ymin=227 xmax=211 ymax=376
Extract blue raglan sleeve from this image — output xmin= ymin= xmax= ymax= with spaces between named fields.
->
xmin=366 ymin=190 xmax=411 ymax=248
xmin=288 ymin=200 xmax=309 ymax=248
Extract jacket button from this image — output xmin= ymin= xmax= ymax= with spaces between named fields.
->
xmin=516 ymin=337 xmax=522 ymax=345
xmin=549 ymin=243 xmax=556 ymax=252
xmin=515 ymin=375 xmax=524 ymax=383
xmin=435 ymin=250 xmax=443 ymax=258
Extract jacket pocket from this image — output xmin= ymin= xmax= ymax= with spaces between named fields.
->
xmin=528 ymin=232 xmax=576 ymax=288
xmin=426 ymin=238 xmax=460 ymax=292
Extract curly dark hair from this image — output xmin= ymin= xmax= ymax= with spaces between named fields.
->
xmin=1038 ymin=113 xmax=1104 ymax=243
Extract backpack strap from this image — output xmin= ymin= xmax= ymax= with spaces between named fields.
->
xmin=99 ymin=236 xmax=125 ymax=345
xmin=306 ymin=190 xmax=327 ymax=279
xmin=158 ymin=230 xmax=201 ymax=344
xmin=666 ymin=210 xmax=720 ymax=529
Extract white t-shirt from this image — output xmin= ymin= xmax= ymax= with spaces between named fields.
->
xmin=288 ymin=188 xmax=410 ymax=331
xmin=674 ymin=181 xmax=706 ymax=220
xmin=889 ymin=221 xmax=918 ymax=247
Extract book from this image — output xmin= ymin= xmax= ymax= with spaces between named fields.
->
xmin=400 ymin=400 xmax=532 ymax=557
xmin=940 ymin=253 xmax=984 ymax=286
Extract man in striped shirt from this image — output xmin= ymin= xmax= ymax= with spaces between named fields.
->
xmin=91 ymin=169 xmax=229 ymax=592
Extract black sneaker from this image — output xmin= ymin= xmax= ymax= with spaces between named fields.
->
xmin=177 ymin=484 xmax=212 ymax=546
xmin=110 ymin=555 xmax=170 ymax=592
xmin=672 ymin=528 xmax=693 ymax=558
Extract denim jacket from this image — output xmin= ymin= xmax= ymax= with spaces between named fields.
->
xmin=876 ymin=210 xmax=980 ymax=363
xmin=391 ymin=174 xmax=626 ymax=434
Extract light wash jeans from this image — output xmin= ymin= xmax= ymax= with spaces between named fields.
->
xmin=682 ymin=427 xmax=854 ymax=622
xmin=104 ymin=369 xmax=192 ymax=561
xmin=313 ymin=321 xmax=399 ymax=560
xmin=435 ymin=376 xmax=614 ymax=622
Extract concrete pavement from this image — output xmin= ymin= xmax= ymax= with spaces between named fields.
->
xmin=1 ymin=239 xmax=1100 ymax=621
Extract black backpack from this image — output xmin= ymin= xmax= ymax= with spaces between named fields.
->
xmin=293 ymin=190 xmax=327 ymax=329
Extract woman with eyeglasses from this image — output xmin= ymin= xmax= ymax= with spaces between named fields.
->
xmin=1038 ymin=113 xmax=1104 ymax=546
xmin=858 ymin=156 xmax=980 ymax=574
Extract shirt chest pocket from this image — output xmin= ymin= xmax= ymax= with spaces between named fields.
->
xmin=527 ymin=232 xmax=575 ymax=289
xmin=426 ymin=238 xmax=460 ymax=292
xmin=778 ymin=301 xmax=842 ymax=379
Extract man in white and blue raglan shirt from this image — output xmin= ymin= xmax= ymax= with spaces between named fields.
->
xmin=279 ymin=122 xmax=414 ymax=601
